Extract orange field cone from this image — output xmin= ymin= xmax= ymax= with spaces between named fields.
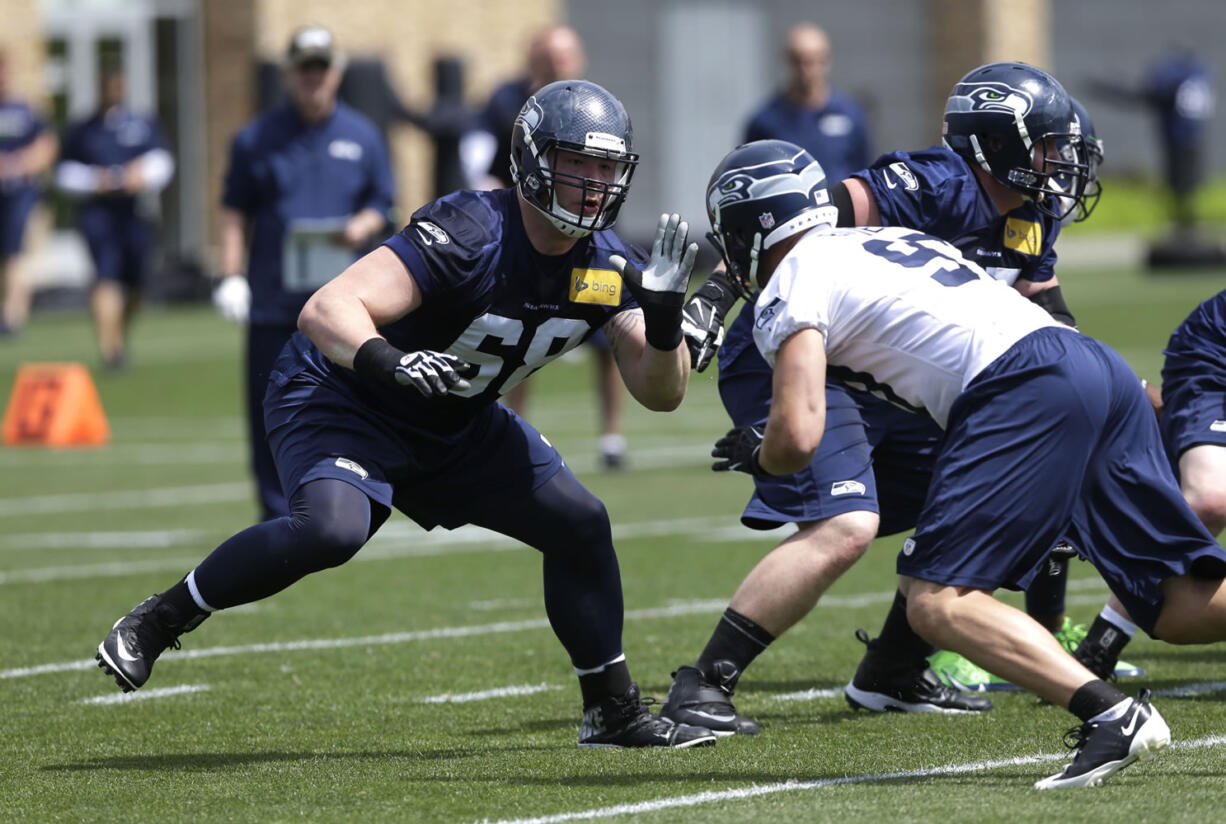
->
xmin=2 ymin=362 xmax=111 ymax=447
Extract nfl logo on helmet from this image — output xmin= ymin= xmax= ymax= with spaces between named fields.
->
xmin=759 ymin=212 xmax=776 ymax=229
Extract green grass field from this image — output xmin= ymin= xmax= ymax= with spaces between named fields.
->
xmin=2 ymin=259 xmax=1224 ymax=823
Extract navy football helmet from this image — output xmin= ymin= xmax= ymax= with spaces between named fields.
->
xmin=510 ymin=79 xmax=638 ymax=238
xmin=705 ymin=139 xmax=836 ymax=299
xmin=1068 ymin=97 xmax=1104 ymax=222
xmin=943 ymin=62 xmax=1089 ymax=220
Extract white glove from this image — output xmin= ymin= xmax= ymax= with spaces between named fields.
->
xmin=213 ymin=275 xmax=251 ymax=324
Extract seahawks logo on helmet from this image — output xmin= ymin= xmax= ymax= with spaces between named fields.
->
xmin=516 ymin=97 xmax=545 ymax=137
xmin=946 ymin=82 xmax=1033 ymax=117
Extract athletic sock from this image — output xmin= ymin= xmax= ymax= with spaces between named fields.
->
xmin=577 ymin=656 xmax=633 ymax=709
xmin=695 ymin=607 xmax=775 ymax=680
xmin=1024 ymin=555 xmax=1069 ymax=629
xmin=1068 ymin=679 xmax=1128 ymax=722
xmin=871 ymin=590 xmax=934 ymax=670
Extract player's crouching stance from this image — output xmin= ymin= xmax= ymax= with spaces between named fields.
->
xmin=96 ymin=79 xmax=714 ymax=750
xmin=704 ymin=139 xmax=1226 ymax=787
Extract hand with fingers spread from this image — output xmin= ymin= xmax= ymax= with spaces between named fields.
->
xmin=610 ymin=212 xmax=699 ymax=351
xmin=711 ymin=424 xmax=771 ymax=476
xmin=681 ymin=269 xmax=740 ymax=372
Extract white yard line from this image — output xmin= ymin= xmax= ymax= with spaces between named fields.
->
xmin=3 ymin=596 xmax=897 ymax=681
xmin=420 ymin=683 xmax=564 ymax=704
xmin=79 ymin=684 xmax=211 ymax=705
xmin=473 ymin=736 xmax=1226 ymax=824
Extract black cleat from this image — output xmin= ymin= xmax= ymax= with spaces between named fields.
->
xmin=95 ymin=594 xmax=206 ymax=692
xmin=1035 ymin=690 xmax=1170 ymax=789
xmin=660 ymin=662 xmax=761 ymax=736
xmin=845 ymin=629 xmax=994 ymax=714
xmin=579 ymin=683 xmax=717 ymax=748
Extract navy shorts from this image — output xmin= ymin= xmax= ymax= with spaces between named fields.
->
xmin=264 ymin=367 xmax=565 ymax=530
xmin=718 ymin=343 xmax=939 ymax=534
xmin=900 ymin=327 xmax=1226 ymax=635
xmin=78 ymin=205 xmax=153 ymax=286
xmin=1160 ymin=291 xmax=1226 ymax=474
xmin=0 ymin=186 xmax=39 ymax=256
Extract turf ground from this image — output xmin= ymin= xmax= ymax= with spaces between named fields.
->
xmin=1 ymin=259 xmax=1224 ymax=823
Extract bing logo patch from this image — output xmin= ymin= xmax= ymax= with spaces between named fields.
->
xmin=569 ymin=267 xmax=621 ymax=306
xmin=1003 ymin=217 xmax=1042 ymax=255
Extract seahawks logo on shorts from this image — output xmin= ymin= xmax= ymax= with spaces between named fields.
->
xmin=334 ymin=457 xmax=369 ymax=479
xmin=1211 ymin=420 xmax=1226 ymax=432
xmin=831 ymin=480 xmax=866 ymax=496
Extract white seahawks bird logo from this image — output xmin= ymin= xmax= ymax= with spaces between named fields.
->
xmin=946 ymin=82 xmax=1033 ymax=117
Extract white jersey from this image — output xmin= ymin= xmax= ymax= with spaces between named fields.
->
xmin=752 ymin=225 xmax=1065 ymax=428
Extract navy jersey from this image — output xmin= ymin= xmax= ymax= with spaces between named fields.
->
xmin=223 ymin=101 xmax=395 ymax=326
xmin=857 ymin=146 xmax=1062 ymax=287
xmin=743 ymin=90 xmax=870 ymax=185
xmin=59 ymin=107 xmax=167 ymax=214
xmin=719 ymin=146 xmax=1062 ymax=371
xmin=278 ymin=187 xmax=645 ymax=435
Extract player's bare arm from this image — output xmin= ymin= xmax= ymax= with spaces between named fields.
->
xmin=760 ymin=327 xmax=827 ymax=475
xmin=603 ymin=307 xmax=689 ymax=411
xmin=298 ymin=245 xmax=423 ymax=368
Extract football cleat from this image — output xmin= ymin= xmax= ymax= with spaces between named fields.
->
xmin=1035 ymin=690 xmax=1170 ymax=789
xmin=847 ymin=630 xmax=994 ymax=713
xmin=928 ymin=649 xmax=1019 ymax=693
xmin=579 ymin=683 xmax=717 ymax=748
xmin=660 ymin=663 xmax=761 ymax=736
xmin=95 ymin=594 xmax=206 ymax=692
xmin=1059 ymin=618 xmax=1144 ymax=680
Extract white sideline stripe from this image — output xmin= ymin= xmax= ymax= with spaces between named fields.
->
xmin=80 ymin=684 xmax=211 ymax=705
xmin=1 ymin=529 xmax=203 ymax=551
xmin=0 ymin=595 xmax=883 ymax=681
xmin=1151 ymin=681 xmax=1226 ymax=698
xmin=771 ymin=687 xmax=844 ymax=701
xmin=0 ymin=482 xmax=250 ymax=517
xmin=421 ymin=683 xmax=563 ymax=704
xmin=475 ymin=735 xmax=1226 ymax=824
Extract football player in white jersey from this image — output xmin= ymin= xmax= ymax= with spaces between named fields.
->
xmin=703 ymin=139 xmax=1226 ymax=789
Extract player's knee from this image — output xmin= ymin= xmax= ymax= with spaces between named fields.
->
xmin=294 ymin=514 xmax=369 ymax=570
xmin=903 ymin=585 xmax=957 ymax=645
xmin=562 ymin=495 xmax=612 ymax=549
xmin=1186 ymin=488 xmax=1226 ymax=537
xmin=804 ymin=510 xmax=878 ymax=562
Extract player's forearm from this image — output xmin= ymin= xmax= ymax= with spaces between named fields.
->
xmin=606 ymin=310 xmax=688 ymax=411
xmin=297 ymin=288 xmax=381 ymax=370
xmin=218 ymin=209 xmax=247 ymax=277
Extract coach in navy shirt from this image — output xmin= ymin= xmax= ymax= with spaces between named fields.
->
xmin=215 ymin=25 xmax=395 ymax=520
xmin=56 ymin=67 xmax=173 ymax=369
xmin=742 ymin=22 xmax=870 ymax=185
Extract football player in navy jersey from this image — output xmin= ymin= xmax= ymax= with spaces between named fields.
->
xmin=94 ymin=79 xmax=716 ymax=750
xmin=701 ymin=138 xmax=1226 ymax=789
xmin=663 ymin=63 xmax=1096 ymax=734
xmin=1072 ymin=288 xmax=1226 ymax=679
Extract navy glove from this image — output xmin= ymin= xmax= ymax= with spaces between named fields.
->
xmin=610 ymin=213 xmax=698 ymax=351
xmin=711 ymin=425 xmax=770 ymax=476
xmin=681 ymin=269 xmax=740 ymax=372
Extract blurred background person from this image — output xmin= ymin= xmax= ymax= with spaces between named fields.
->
xmin=743 ymin=21 xmax=871 ymax=187
xmin=55 ymin=64 xmax=173 ymax=371
xmin=1092 ymin=47 xmax=1215 ymax=233
xmin=466 ymin=23 xmax=628 ymax=470
xmin=214 ymin=25 xmax=395 ymax=521
xmin=0 ymin=50 xmax=56 ymax=338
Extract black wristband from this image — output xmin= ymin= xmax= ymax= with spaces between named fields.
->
xmin=643 ymin=311 xmax=684 ymax=351
xmin=749 ymin=445 xmax=771 ymax=477
xmin=352 ymin=337 xmax=406 ymax=386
